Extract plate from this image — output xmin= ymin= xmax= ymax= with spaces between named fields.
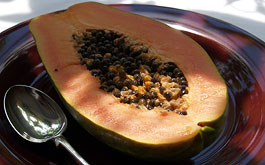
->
xmin=0 ymin=4 xmax=265 ymax=164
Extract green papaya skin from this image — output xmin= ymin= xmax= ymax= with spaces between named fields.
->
xmin=60 ymin=93 xmax=204 ymax=161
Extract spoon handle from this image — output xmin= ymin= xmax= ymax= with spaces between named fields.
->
xmin=54 ymin=135 xmax=89 ymax=165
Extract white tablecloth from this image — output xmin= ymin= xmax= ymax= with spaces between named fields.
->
xmin=0 ymin=0 xmax=265 ymax=42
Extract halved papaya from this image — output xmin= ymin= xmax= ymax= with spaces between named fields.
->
xmin=29 ymin=2 xmax=227 ymax=161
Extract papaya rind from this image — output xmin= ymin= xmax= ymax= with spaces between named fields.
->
xmin=58 ymin=92 xmax=204 ymax=162
xmin=198 ymin=93 xmax=228 ymax=149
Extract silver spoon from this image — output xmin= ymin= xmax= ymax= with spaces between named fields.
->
xmin=4 ymin=85 xmax=89 ymax=165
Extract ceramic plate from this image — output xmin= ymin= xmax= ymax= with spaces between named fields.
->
xmin=0 ymin=4 xmax=265 ymax=164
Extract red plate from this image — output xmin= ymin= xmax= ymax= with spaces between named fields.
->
xmin=0 ymin=4 xmax=265 ymax=164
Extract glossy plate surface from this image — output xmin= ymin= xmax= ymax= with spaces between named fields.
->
xmin=0 ymin=4 xmax=265 ymax=164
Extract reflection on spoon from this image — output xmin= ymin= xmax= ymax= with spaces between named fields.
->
xmin=4 ymin=85 xmax=89 ymax=165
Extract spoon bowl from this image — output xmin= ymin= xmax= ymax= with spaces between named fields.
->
xmin=4 ymin=84 xmax=67 ymax=143
xmin=4 ymin=85 xmax=88 ymax=165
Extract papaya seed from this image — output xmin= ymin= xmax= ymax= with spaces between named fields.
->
xmin=138 ymin=98 xmax=147 ymax=105
xmin=113 ymin=90 xmax=121 ymax=98
xmin=179 ymin=110 xmax=187 ymax=115
xmin=131 ymin=98 xmax=138 ymax=103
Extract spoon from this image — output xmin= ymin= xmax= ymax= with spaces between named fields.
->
xmin=4 ymin=85 xmax=89 ymax=165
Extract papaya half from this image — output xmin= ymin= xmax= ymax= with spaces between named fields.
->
xmin=29 ymin=2 xmax=227 ymax=161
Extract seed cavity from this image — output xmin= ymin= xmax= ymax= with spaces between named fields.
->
xmin=73 ymin=29 xmax=189 ymax=115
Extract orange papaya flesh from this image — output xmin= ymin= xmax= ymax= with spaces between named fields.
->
xmin=29 ymin=2 xmax=227 ymax=161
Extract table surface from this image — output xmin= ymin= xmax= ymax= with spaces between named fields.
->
xmin=0 ymin=0 xmax=265 ymax=42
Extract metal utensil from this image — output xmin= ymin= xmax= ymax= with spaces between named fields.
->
xmin=4 ymin=85 xmax=88 ymax=165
